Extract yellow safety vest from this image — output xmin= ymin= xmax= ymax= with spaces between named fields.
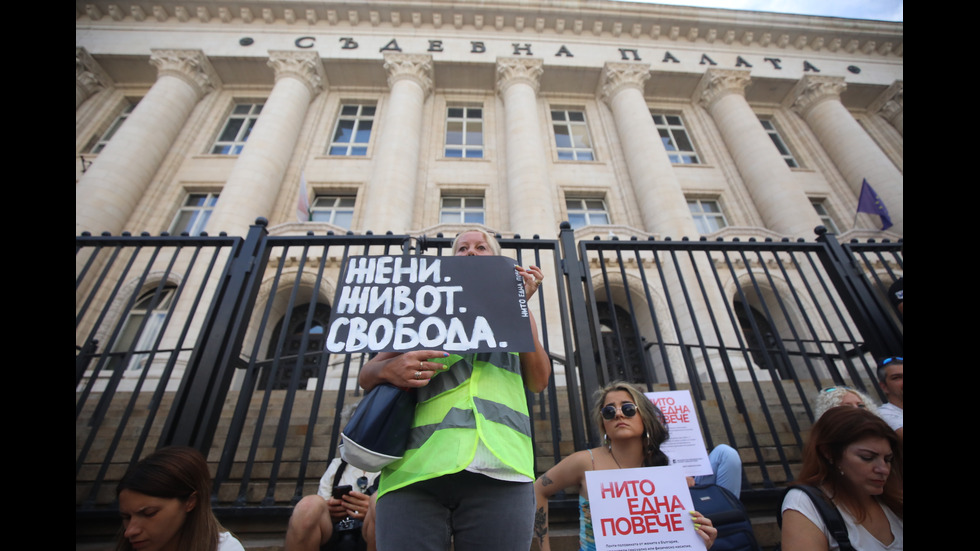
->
xmin=377 ymin=352 xmax=533 ymax=498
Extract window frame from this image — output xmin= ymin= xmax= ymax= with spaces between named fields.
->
xmin=328 ymin=103 xmax=376 ymax=157
xmin=687 ymin=198 xmax=728 ymax=234
xmin=565 ymin=196 xmax=611 ymax=229
xmin=759 ymin=117 xmax=800 ymax=168
xmin=439 ymin=195 xmax=486 ymax=225
xmin=810 ymin=198 xmax=841 ymax=234
xmin=169 ymin=192 xmax=219 ymax=236
xmin=210 ymin=103 xmax=264 ymax=155
xmin=444 ymin=105 xmax=485 ymax=159
xmin=550 ymin=108 xmax=596 ymax=161
xmin=310 ymin=194 xmax=357 ymax=229
xmin=90 ymin=102 xmax=136 ymax=153
xmin=651 ymin=112 xmax=701 ymax=165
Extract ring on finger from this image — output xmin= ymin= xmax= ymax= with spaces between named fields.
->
xmin=414 ymin=370 xmax=423 ymax=380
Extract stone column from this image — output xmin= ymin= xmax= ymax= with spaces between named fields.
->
xmin=76 ymin=47 xmax=110 ymax=110
xmin=791 ymin=75 xmax=903 ymax=233
xmin=359 ymin=54 xmax=433 ymax=234
xmin=76 ymin=49 xmax=218 ymax=235
xmin=206 ymin=51 xmax=325 ymax=237
xmin=600 ymin=62 xmax=697 ymax=238
xmin=695 ymin=69 xmax=821 ymax=238
xmin=495 ymin=58 xmax=558 ymax=238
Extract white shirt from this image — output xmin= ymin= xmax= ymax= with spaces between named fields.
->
xmin=218 ymin=531 xmax=246 ymax=551
xmin=781 ymin=488 xmax=903 ymax=550
xmin=877 ymin=403 xmax=903 ymax=431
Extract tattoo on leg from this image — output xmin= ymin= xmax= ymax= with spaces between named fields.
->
xmin=540 ymin=474 xmax=554 ymax=487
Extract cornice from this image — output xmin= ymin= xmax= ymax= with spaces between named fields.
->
xmin=76 ymin=1 xmax=903 ymax=58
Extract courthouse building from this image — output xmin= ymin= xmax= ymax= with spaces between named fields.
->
xmin=76 ymin=0 xmax=903 ymax=394
xmin=76 ymin=0 xmax=903 ymax=244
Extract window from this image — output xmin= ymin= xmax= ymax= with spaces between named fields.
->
xmin=651 ymin=113 xmax=700 ymax=164
xmin=445 ymin=106 xmax=484 ymax=158
xmin=311 ymin=195 xmax=356 ymax=229
xmin=566 ymin=197 xmax=610 ymax=228
xmin=811 ymin=199 xmax=840 ymax=234
xmin=328 ymin=104 xmax=375 ymax=156
xmin=551 ymin=109 xmax=595 ymax=161
xmin=211 ymin=103 xmax=263 ymax=154
xmin=170 ymin=193 xmax=219 ymax=235
xmin=109 ymin=285 xmax=176 ymax=373
xmin=90 ymin=103 xmax=135 ymax=153
xmin=760 ymin=118 xmax=799 ymax=168
xmin=688 ymin=198 xmax=727 ymax=233
xmin=440 ymin=196 xmax=485 ymax=224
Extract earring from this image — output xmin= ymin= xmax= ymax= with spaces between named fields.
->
xmin=603 ymin=433 xmax=609 ymax=446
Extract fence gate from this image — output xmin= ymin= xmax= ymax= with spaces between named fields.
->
xmin=77 ymin=221 xmax=901 ymax=524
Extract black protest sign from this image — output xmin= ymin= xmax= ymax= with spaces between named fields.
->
xmin=325 ymin=255 xmax=535 ymax=353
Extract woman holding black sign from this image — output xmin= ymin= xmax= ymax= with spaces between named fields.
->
xmin=533 ymin=381 xmax=717 ymax=551
xmin=359 ymin=229 xmax=551 ymax=551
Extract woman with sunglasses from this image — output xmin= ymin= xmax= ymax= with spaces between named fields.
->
xmin=532 ymin=381 xmax=717 ymax=551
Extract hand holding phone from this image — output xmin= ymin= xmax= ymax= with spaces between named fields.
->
xmin=332 ymin=484 xmax=353 ymax=499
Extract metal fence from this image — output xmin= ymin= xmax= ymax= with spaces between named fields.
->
xmin=76 ymin=220 xmax=902 ymax=521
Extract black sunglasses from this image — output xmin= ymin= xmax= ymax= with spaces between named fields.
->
xmin=601 ymin=403 xmax=638 ymax=420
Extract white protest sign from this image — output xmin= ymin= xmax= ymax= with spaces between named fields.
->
xmin=585 ymin=466 xmax=706 ymax=551
xmin=325 ymin=255 xmax=534 ymax=353
xmin=645 ymin=391 xmax=712 ymax=477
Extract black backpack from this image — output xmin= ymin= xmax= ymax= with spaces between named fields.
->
xmin=776 ymin=485 xmax=854 ymax=551
xmin=689 ymin=483 xmax=761 ymax=551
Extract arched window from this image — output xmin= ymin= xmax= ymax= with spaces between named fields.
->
xmin=108 ymin=285 xmax=176 ymax=374
xmin=260 ymin=302 xmax=332 ymax=390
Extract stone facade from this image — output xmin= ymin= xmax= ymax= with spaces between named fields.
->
xmin=76 ymin=0 xmax=903 ymax=242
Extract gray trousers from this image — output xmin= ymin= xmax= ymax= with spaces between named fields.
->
xmin=375 ymin=470 xmax=535 ymax=551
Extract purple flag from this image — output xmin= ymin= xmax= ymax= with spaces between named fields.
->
xmin=856 ymin=179 xmax=892 ymax=230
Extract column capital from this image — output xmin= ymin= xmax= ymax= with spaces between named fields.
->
xmin=496 ymin=57 xmax=544 ymax=96
xmin=694 ymin=68 xmax=751 ymax=109
xmin=77 ymin=47 xmax=111 ymax=97
xmin=149 ymin=49 xmax=220 ymax=97
xmin=383 ymin=53 xmax=433 ymax=97
xmin=788 ymin=74 xmax=846 ymax=118
xmin=599 ymin=62 xmax=651 ymax=105
xmin=268 ymin=50 xmax=326 ymax=96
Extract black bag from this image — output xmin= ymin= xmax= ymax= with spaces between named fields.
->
xmin=689 ymin=484 xmax=761 ymax=551
xmin=776 ymin=485 xmax=854 ymax=551
xmin=340 ymin=384 xmax=417 ymax=471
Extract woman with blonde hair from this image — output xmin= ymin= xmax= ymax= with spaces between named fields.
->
xmin=813 ymin=386 xmax=879 ymax=419
xmin=533 ymin=381 xmax=717 ymax=551
xmin=116 ymin=446 xmax=244 ymax=551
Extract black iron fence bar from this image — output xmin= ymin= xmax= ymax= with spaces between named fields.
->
xmin=815 ymin=231 xmax=902 ymax=357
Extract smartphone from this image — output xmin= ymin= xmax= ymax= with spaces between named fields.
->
xmin=332 ymin=484 xmax=353 ymax=499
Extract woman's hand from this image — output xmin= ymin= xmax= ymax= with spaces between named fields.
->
xmin=516 ymin=264 xmax=544 ymax=300
xmin=359 ymin=350 xmax=449 ymax=391
xmin=690 ymin=510 xmax=717 ymax=549
xmin=341 ymin=490 xmax=372 ymax=521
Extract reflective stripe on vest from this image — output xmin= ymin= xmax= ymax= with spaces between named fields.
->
xmin=377 ymin=351 xmax=533 ymax=498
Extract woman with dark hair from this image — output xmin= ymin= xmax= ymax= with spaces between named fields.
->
xmin=781 ymin=406 xmax=903 ymax=550
xmin=532 ymin=381 xmax=717 ymax=551
xmin=116 ymin=446 xmax=244 ymax=551
xmin=359 ymin=229 xmax=551 ymax=551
